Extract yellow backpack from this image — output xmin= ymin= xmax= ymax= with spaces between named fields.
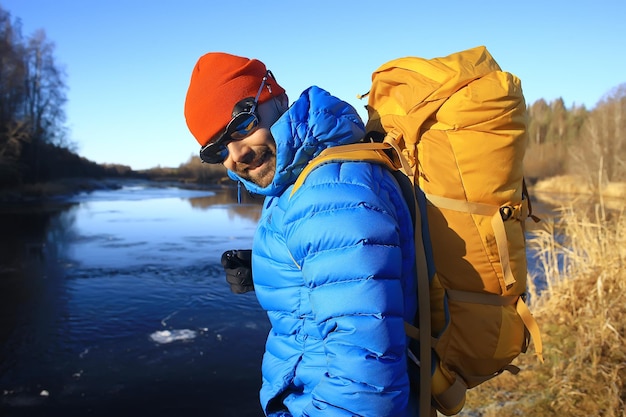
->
xmin=292 ymin=46 xmax=543 ymax=416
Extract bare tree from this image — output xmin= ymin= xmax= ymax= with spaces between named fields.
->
xmin=21 ymin=29 xmax=68 ymax=180
xmin=0 ymin=8 xmax=26 ymax=129
xmin=528 ymin=99 xmax=551 ymax=145
xmin=0 ymin=6 xmax=69 ymax=184
xmin=23 ymin=29 xmax=67 ymax=146
xmin=569 ymin=84 xmax=626 ymax=186
xmin=0 ymin=8 xmax=27 ymax=184
xmin=548 ymin=98 xmax=567 ymax=142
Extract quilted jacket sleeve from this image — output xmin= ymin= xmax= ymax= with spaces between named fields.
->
xmin=284 ymin=161 xmax=412 ymax=417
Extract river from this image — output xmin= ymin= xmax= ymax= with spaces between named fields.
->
xmin=0 ymin=182 xmax=268 ymax=417
xmin=0 ymin=181 xmax=561 ymax=417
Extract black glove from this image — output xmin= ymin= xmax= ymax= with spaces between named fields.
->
xmin=221 ymin=249 xmax=254 ymax=294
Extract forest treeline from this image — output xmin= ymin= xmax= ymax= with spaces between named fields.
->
xmin=1 ymin=5 xmax=625 ymax=191
xmin=525 ymin=85 xmax=626 ymax=188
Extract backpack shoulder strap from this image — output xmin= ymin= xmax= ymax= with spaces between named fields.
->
xmin=290 ymin=142 xmax=398 ymax=197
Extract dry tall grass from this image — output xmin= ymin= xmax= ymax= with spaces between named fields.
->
xmin=458 ymin=202 xmax=626 ymax=416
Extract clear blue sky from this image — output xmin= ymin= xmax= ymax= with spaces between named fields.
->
xmin=2 ymin=0 xmax=625 ymax=170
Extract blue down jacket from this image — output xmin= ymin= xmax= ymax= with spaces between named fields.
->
xmin=227 ymin=86 xmax=417 ymax=417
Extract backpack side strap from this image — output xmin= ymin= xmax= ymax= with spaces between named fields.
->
xmin=516 ymin=296 xmax=544 ymax=363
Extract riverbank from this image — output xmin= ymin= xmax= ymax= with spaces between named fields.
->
xmin=0 ymin=177 xmax=221 ymax=205
xmin=531 ymin=175 xmax=626 ymax=210
xmin=0 ymin=177 xmax=126 ymax=204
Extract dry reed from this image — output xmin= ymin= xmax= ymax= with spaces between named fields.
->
xmin=458 ymin=201 xmax=626 ymax=417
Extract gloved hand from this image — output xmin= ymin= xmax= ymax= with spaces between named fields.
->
xmin=221 ymin=249 xmax=254 ymax=294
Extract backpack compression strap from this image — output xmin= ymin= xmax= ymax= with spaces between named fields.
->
xmin=425 ymin=193 xmax=519 ymax=289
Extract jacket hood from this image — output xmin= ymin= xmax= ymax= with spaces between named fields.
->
xmin=227 ymin=86 xmax=365 ymax=196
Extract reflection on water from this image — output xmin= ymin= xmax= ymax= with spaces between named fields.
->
xmin=0 ymin=183 xmax=267 ymax=417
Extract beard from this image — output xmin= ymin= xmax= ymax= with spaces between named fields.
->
xmin=234 ymin=147 xmax=276 ymax=188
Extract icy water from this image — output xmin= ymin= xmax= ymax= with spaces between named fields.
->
xmin=0 ymin=182 xmax=268 ymax=417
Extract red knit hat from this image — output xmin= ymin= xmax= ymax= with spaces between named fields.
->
xmin=184 ymin=52 xmax=286 ymax=146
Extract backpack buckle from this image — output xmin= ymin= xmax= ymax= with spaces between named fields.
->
xmin=499 ymin=206 xmax=514 ymax=221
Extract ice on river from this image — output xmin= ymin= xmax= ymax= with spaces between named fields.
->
xmin=149 ymin=329 xmax=197 ymax=344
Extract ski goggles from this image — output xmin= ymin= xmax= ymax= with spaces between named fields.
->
xmin=199 ymin=70 xmax=274 ymax=164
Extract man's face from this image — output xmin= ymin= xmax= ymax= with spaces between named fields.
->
xmin=221 ymin=99 xmax=282 ymax=188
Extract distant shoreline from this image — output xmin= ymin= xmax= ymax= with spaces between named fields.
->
xmin=0 ymin=177 xmax=223 ymax=205
xmin=531 ymin=175 xmax=626 ymax=211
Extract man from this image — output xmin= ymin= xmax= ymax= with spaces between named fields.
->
xmin=184 ymin=52 xmax=417 ymax=417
